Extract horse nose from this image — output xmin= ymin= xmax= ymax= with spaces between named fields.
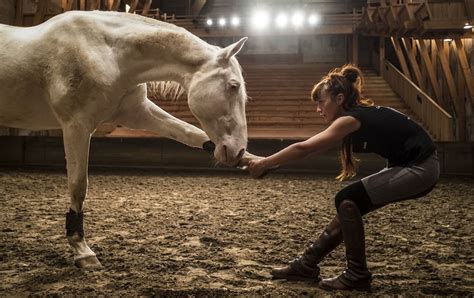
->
xmin=221 ymin=145 xmax=245 ymax=164
xmin=237 ymin=148 xmax=245 ymax=160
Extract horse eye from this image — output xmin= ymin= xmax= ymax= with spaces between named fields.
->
xmin=227 ymin=80 xmax=240 ymax=90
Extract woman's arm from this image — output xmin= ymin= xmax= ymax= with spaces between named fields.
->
xmin=248 ymin=116 xmax=360 ymax=177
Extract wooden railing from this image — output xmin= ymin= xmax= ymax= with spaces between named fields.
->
xmin=382 ymin=60 xmax=454 ymax=141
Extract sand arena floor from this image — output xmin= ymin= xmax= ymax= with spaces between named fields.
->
xmin=0 ymin=167 xmax=472 ymax=296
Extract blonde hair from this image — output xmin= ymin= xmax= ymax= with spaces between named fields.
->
xmin=311 ymin=64 xmax=373 ymax=181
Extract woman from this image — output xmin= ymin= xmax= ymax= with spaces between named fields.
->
xmin=247 ymin=64 xmax=440 ymax=291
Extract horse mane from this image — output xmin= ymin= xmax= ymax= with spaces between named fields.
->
xmin=147 ymin=81 xmax=186 ymax=101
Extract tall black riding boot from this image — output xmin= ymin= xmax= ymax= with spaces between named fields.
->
xmin=271 ymin=216 xmax=343 ymax=281
xmin=319 ymin=200 xmax=372 ymax=291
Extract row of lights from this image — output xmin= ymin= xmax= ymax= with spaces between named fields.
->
xmin=124 ymin=5 xmax=472 ymax=32
xmin=206 ymin=12 xmax=321 ymax=29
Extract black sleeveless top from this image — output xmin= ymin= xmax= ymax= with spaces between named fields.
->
xmin=345 ymin=106 xmax=436 ymax=167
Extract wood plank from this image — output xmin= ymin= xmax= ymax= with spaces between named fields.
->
xmin=402 ymin=37 xmax=425 ymax=89
xmin=90 ymin=0 xmax=100 ymax=10
xmin=110 ymin=0 xmax=121 ymax=11
xmin=80 ymin=0 xmax=86 ymax=11
xmin=434 ymin=39 xmax=464 ymax=140
xmin=422 ymin=19 xmax=470 ymax=30
xmin=129 ymin=0 xmax=139 ymax=13
xmin=63 ymin=0 xmax=74 ymax=11
xmin=141 ymin=0 xmax=152 ymax=16
xmin=417 ymin=39 xmax=443 ymax=103
xmin=385 ymin=5 xmax=402 ymax=33
xmin=454 ymin=39 xmax=474 ymax=105
xmin=435 ymin=39 xmax=459 ymax=101
xmin=391 ymin=37 xmax=412 ymax=79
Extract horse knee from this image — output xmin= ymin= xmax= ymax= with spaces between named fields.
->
xmin=69 ymin=177 xmax=88 ymax=201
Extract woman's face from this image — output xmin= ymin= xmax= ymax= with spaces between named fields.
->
xmin=315 ymin=90 xmax=344 ymax=123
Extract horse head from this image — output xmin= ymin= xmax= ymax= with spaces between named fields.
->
xmin=187 ymin=37 xmax=248 ymax=167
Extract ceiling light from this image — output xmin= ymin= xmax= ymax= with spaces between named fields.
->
xmin=276 ymin=13 xmax=288 ymax=28
xmin=308 ymin=14 xmax=320 ymax=26
xmin=291 ymin=12 xmax=304 ymax=27
xmin=206 ymin=18 xmax=213 ymax=26
xmin=251 ymin=10 xmax=270 ymax=29
xmin=218 ymin=18 xmax=226 ymax=26
xmin=230 ymin=16 xmax=240 ymax=26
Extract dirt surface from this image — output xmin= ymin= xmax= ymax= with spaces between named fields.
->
xmin=0 ymin=167 xmax=472 ymax=296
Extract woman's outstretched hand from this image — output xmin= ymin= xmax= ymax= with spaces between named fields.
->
xmin=237 ymin=151 xmax=278 ymax=178
xmin=248 ymin=158 xmax=268 ymax=178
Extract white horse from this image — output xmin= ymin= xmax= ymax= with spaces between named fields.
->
xmin=0 ymin=11 xmax=251 ymax=269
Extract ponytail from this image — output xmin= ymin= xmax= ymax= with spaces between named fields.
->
xmin=311 ymin=64 xmax=372 ymax=181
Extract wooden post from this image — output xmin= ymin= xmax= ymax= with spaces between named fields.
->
xmin=352 ymin=33 xmax=359 ymax=65
xmin=14 ymin=0 xmax=23 ymax=26
xmin=454 ymin=39 xmax=474 ymax=106
xmin=63 ymin=0 xmax=74 ymax=11
xmin=379 ymin=37 xmax=385 ymax=75
xmin=141 ymin=0 xmax=152 ymax=15
xmin=90 ymin=0 xmax=100 ymax=10
xmin=110 ymin=0 xmax=120 ymax=11
xmin=402 ymin=37 xmax=425 ymax=89
xmin=417 ymin=39 xmax=443 ymax=103
xmin=435 ymin=39 xmax=464 ymax=140
xmin=129 ymin=0 xmax=139 ymax=13
xmin=80 ymin=0 xmax=86 ymax=11
xmin=391 ymin=37 xmax=412 ymax=79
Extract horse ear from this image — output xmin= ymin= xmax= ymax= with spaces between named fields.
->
xmin=218 ymin=37 xmax=248 ymax=61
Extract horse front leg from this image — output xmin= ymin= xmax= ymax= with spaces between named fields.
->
xmin=62 ymin=121 xmax=102 ymax=269
xmin=114 ymin=85 xmax=210 ymax=149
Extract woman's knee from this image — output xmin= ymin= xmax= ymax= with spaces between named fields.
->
xmin=334 ymin=181 xmax=374 ymax=216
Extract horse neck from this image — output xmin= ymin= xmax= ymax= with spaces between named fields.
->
xmin=115 ymin=24 xmax=213 ymax=88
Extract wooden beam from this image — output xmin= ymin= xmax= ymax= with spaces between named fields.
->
xmin=402 ymin=37 xmax=425 ymax=89
xmin=391 ymin=37 xmax=412 ymax=80
xmin=454 ymin=39 xmax=474 ymax=105
xmin=191 ymin=0 xmax=207 ymax=16
xmin=386 ymin=4 xmax=402 ymax=33
xmin=129 ymin=0 xmax=139 ymax=13
xmin=431 ymin=40 xmax=438 ymax=79
xmin=141 ymin=0 xmax=152 ymax=16
xmin=422 ymin=19 xmax=470 ymax=30
xmin=90 ymin=0 xmax=100 ymax=10
xmin=398 ymin=3 xmax=420 ymax=33
xmin=63 ymin=0 xmax=74 ymax=11
xmin=417 ymin=39 xmax=443 ymax=103
xmin=110 ymin=0 xmax=121 ymax=11
xmin=435 ymin=39 xmax=466 ymax=140
xmin=435 ymin=39 xmax=460 ymax=105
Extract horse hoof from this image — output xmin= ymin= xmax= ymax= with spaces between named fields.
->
xmin=74 ymin=255 xmax=103 ymax=270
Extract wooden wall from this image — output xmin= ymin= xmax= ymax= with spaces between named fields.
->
xmin=0 ymin=0 xmax=15 ymax=24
